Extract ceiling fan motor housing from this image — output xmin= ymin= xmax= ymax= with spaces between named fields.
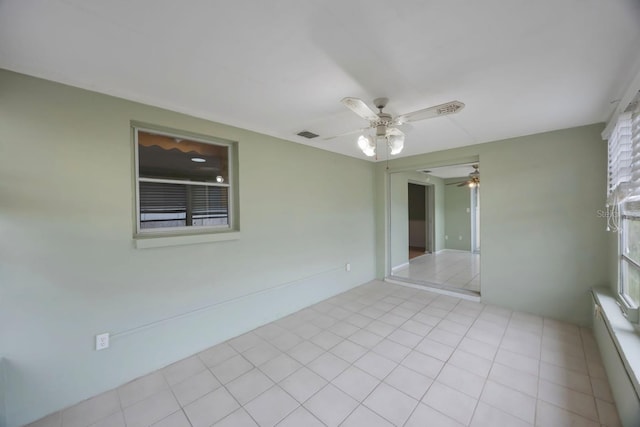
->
xmin=374 ymin=112 xmax=393 ymax=137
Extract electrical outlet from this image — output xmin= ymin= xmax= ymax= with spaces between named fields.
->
xmin=345 ymin=263 xmax=351 ymax=272
xmin=96 ymin=333 xmax=109 ymax=351
xmin=445 ymin=235 xmax=448 ymax=240
xmin=459 ymin=235 xmax=463 ymax=240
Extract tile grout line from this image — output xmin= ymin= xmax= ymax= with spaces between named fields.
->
xmin=207 ymin=284 xmax=407 ymax=426
xmin=580 ymin=326 xmax=602 ymax=425
xmin=463 ymin=301 xmax=511 ymax=426
xmin=300 ymin=285 xmax=452 ymax=425
xmin=302 ymin=287 xmax=424 ymax=426
xmin=399 ymin=297 xmax=465 ymax=426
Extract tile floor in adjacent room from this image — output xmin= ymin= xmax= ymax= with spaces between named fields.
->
xmin=28 ymin=280 xmax=619 ymax=427
xmin=392 ymin=251 xmax=480 ymax=294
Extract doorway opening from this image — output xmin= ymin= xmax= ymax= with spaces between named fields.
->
xmin=408 ymin=182 xmax=434 ymax=259
xmin=388 ymin=162 xmax=481 ymax=297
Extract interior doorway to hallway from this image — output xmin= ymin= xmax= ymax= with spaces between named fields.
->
xmin=388 ymin=162 xmax=481 ymax=297
xmin=407 ymin=182 xmax=435 ymax=259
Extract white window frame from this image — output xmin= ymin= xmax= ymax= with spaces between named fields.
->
xmin=606 ymin=106 xmax=640 ymax=323
xmin=619 ymin=205 xmax=640 ymax=323
xmin=133 ymin=125 xmax=237 ymax=236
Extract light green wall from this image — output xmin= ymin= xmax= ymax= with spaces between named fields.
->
xmin=378 ymin=124 xmax=609 ymax=325
xmin=433 ymin=175 xmax=446 ymax=252
xmin=444 ymin=178 xmax=472 ymax=251
xmin=0 ymin=70 xmax=377 ymax=427
xmin=389 ymin=172 xmax=410 ymax=269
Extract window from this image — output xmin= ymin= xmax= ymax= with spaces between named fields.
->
xmin=607 ymin=101 xmax=640 ymax=322
xmin=620 ymin=202 xmax=640 ymax=319
xmin=134 ymin=126 xmax=236 ymax=235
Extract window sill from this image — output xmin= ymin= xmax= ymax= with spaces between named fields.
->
xmin=134 ymin=231 xmax=240 ymax=249
xmin=592 ymin=287 xmax=640 ymax=398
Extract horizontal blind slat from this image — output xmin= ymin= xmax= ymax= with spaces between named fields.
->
xmin=139 ymin=182 xmax=186 ymax=212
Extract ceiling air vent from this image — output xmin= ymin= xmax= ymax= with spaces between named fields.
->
xmin=421 ymin=170 xmax=432 ymax=174
xmin=297 ymin=130 xmax=319 ymax=139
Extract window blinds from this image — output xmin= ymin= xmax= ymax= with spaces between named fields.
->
xmin=139 ymin=182 xmax=187 ymax=214
xmin=607 ymin=112 xmax=633 ymax=204
xmin=139 ymin=182 xmax=229 ymax=225
xmin=629 ymin=109 xmax=640 ymax=202
xmin=191 ymin=186 xmax=229 ymax=217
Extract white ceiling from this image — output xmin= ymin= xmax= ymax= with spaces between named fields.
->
xmin=1 ymin=1 xmax=639 ymax=161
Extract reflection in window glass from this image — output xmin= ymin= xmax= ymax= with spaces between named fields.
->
xmin=622 ymin=259 xmax=640 ymax=307
xmin=621 ymin=202 xmax=640 ymax=308
xmin=136 ymin=129 xmax=232 ymax=232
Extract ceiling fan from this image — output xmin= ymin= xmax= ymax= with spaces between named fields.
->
xmin=446 ymin=164 xmax=480 ymax=188
xmin=326 ymin=97 xmax=465 ymax=157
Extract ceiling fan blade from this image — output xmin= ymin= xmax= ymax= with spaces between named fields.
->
xmin=457 ymin=182 xmax=468 ymax=187
xmin=341 ymin=97 xmax=380 ymax=122
xmin=446 ymin=181 xmax=466 ymax=186
xmin=322 ymin=127 xmax=369 ymax=141
xmin=396 ymin=100 xmax=465 ymax=124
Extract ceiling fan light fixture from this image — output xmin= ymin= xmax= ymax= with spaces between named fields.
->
xmin=357 ymin=134 xmax=376 ymax=157
xmin=388 ymin=134 xmax=404 ymax=155
xmin=337 ymin=97 xmax=464 ymax=159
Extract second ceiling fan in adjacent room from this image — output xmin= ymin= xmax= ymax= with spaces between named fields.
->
xmin=446 ymin=164 xmax=480 ymax=188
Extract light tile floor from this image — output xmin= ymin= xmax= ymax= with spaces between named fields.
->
xmin=392 ymin=251 xmax=481 ymax=294
xmin=28 ymin=280 xmax=620 ymax=427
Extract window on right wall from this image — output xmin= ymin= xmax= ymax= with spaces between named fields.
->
xmin=608 ymin=100 xmax=640 ymax=322
xmin=621 ymin=202 xmax=640 ymax=311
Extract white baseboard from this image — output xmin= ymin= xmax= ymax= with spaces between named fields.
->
xmin=391 ymin=262 xmax=410 ymax=273
xmin=384 ymin=277 xmax=481 ymax=302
